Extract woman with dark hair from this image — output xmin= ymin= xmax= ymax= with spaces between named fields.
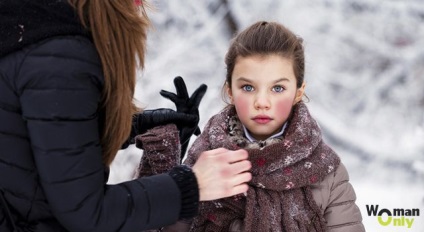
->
xmin=0 ymin=1 xmax=252 ymax=231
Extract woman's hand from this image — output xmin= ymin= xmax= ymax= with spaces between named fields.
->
xmin=121 ymin=108 xmax=198 ymax=149
xmin=192 ymin=148 xmax=252 ymax=201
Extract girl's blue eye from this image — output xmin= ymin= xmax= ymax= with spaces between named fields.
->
xmin=242 ymin=85 xmax=254 ymax=92
xmin=272 ymin=86 xmax=284 ymax=93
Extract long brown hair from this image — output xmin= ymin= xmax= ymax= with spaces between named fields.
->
xmin=223 ymin=21 xmax=305 ymax=102
xmin=68 ymin=0 xmax=150 ymax=166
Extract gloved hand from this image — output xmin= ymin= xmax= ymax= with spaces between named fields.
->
xmin=121 ymin=108 xmax=198 ymax=149
xmin=160 ymin=76 xmax=207 ymax=160
xmin=136 ymin=108 xmax=199 ymax=135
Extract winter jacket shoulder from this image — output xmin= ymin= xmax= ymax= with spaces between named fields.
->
xmin=0 ymin=36 xmax=183 ymax=232
xmin=311 ymin=162 xmax=365 ymax=232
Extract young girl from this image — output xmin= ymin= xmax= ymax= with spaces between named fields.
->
xmin=183 ymin=21 xmax=365 ymax=232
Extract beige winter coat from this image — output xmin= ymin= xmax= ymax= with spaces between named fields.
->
xmin=310 ymin=163 xmax=365 ymax=231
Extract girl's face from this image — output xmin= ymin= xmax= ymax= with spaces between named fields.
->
xmin=227 ymin=54 xmax=305 ymax=141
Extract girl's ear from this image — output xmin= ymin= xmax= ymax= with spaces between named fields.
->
xmin=294 ymin=82 xmax=306 ymax=105
xmin=226 ymin=82 xmax=234 ymax=104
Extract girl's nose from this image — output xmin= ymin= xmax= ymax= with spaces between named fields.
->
xmin=254 ymin=93 xmax=270 ymax=110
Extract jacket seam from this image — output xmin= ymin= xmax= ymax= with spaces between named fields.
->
xmin=327 ymin=199 xmax=355 ymax=208
xmin=134 ymin=180 xmax=151 ymax=225
xmin=330 ymin=179 xmax=348 ymax=192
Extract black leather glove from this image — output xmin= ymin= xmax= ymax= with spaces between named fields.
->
xmin=160 ymin=76 xmax=207 ymax=160
xmin=121 ymin=108 xmax=198 ymax=149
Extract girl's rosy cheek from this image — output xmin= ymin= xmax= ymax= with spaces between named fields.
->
xmin=233 ymin=97 xmax=250 ymax=118
xmin=276 ymin=98 xmax=294 ymax=119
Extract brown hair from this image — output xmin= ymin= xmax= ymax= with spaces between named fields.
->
xmin=68 ymin=0 xmax=150 ymax=166
xmin=223 ymin=21 xmax=305 ymax=102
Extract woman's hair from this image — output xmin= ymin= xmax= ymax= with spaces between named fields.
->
xmin=68 ymin=0 xmax=150 ymax=166
xmin=223 ymin=21 xmax=305 ymax=102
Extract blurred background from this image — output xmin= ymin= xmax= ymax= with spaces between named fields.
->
xmin=110 ymin=0 xmax=424 ymax=231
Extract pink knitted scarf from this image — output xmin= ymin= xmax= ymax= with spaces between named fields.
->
xmin=185 ymin=102 xmax=340 ymax=232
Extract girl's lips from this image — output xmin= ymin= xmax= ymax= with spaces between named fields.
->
xmin=253 ymin=116 xmax=272 ymax=124
xmin=254 ymin=118 xmax=271 ymax=124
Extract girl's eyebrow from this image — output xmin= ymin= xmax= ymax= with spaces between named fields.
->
xmin=235 ymin=77 xmax=252 ymax=83
xmin=235 ymin=77 xmax=291 ymax=83
xmin=274 ymin=77 xmax=291 ymax=83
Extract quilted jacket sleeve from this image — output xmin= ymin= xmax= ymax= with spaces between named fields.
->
xmin=16 ymin=36 xmax=182 ymax=232
xmin=314 ymin=163 xmax=365 ymax=232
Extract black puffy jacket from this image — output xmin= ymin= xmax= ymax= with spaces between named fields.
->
xmin=0 ymin=35 xmax=191 ymax=232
